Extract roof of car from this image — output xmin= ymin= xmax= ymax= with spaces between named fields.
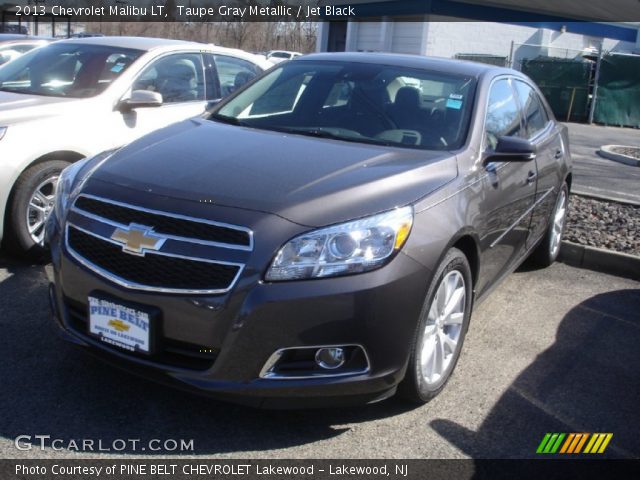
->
xmin=50 ymin=36 xmax=272 ymax=69
xmin=296 ymin=52 xmax=513 ymax=78
xmin=54 ymin=36 xmax=209 ymax=51
xmin=0 ymin=34 xmax=51 ymax=43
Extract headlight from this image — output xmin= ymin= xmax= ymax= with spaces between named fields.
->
xmin=0 ymin=127 xmax=7 ymax=141
xmin=266 ymin=206 xmax=413 ymax=281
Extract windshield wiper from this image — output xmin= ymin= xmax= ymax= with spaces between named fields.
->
xmin=209 ymin=113 xmax=250 ymax=126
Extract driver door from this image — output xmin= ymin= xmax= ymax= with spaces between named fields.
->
xmin=476 ymin=77 xmax=538 ymax=296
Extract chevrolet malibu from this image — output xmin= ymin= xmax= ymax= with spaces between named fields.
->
xmin=48 ymin=53 xmax=571 ymax=407
xmin=0 ymin=36 xmax=270 ymax=256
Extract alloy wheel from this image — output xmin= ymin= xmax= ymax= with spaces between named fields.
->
xmin=550 ymin=189 xmax=567 ymax=258
xmin=26 ymin=175 xmax=59 ymax=246
xmin=420 ymin=270 xmax=466 ymax=385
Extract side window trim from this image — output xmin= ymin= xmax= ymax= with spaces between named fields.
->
xmin=512 ymin=78 xmax=552 ymax=142
xmin=482 ymin=75 xmax=524 ymax=152
xmin=204 ymin=52 xmax=222 ymax=100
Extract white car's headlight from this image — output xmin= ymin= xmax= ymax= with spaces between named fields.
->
xmin=0 ymin=127 xmax=7 ymax=141
xmin=266 ymin=206 xmax=413 ymax=281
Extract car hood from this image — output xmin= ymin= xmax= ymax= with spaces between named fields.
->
xmin=0 ymin=90 xmax=77 ymax=124
xmin=87 ymin=118 xmax=458 ymax=227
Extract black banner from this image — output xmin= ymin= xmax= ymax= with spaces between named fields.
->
xmin=2 ymin=459 xmax=640 ymax=480
xmin=1 ymin=0 xmax=640 ymax=23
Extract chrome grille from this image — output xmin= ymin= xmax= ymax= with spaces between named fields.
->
xmin=74 ymin=195 xmax=251 ymax=248
xmin=65 ymin=195 xmax=251 ymax=294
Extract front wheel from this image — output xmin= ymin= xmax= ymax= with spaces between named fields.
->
xmin=398 ymin=247 xmax=473 ymax=403
xmin=4 ymin=160 xmax=70 ymax=258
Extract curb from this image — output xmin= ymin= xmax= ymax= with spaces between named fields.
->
xmin=570 ymin=189 xmax=640 ymax=207
xmin=559 ymin=241 xmax=640 ymax=281
xmin=598 ymin=145 xmax=640 ymax=167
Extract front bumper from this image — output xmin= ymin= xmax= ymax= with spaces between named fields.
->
xmin=48 ymin=214 xmax=431 ymax=408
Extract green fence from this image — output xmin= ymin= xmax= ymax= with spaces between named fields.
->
xmin=455 ymin=54 xmax=508 ymax=66
xmin=521 ymin=57 xmax=591 ymax=123
xmin=593 ymin=54 xmax=640 ymax=128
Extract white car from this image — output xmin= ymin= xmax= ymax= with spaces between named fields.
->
xmin=265 ymin=50 xmax=302 ymax=64
xmin=0 ymin=35 xmax=52 ymax=66
xmin=0 ymin=36 xmax=271 ymax=256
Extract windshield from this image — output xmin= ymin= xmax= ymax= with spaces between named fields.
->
xmin=0 ymin=43 xmax=143 ymax=98
xmin=212 ymin=60 xmax=476 ymax=150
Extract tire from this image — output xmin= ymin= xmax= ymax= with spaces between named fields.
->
xmin=531 ymin=182 xmax=569 ymax=267
xmin=398 ymin=247 xmax=473 ymax=403
xmin=4 ymin=160 xmax=70 ymax=259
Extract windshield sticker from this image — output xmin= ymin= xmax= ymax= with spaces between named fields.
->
xmin=111 ymin=63 xmax=125 ymax=73
xmin=446 ymin=98 xmax=463 ymax=109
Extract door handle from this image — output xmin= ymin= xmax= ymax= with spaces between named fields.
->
xmin=526 ymin=171 xmax=537 ymax=185
xmin=554 ymin=149 xmax=563 ymax=159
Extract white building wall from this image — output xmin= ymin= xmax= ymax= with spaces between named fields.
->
xmin=334 ymin=20 xmax=639 ymax=62
xmin=423 ymin=21 xmax=543 ymax=58
xmin=390 ymin=22 xmax=424 ymax=54
xmin=354 ymin=22 xmax=384 ymax=51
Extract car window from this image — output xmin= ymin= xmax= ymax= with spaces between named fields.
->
xmin=132 ymin=53 xmax=205 ymax=104
xmin=323 ymin=80 xmax=353 ymax=108
xmin=214 ymin=54 xmax=260 ymax=97
xmin=247 ymin=71 xmax=311 ymax=116
xmin=485 ymin=78 xmax=524 ymax=150
xmin=0 ymin=43 xmax=142 ymax=98
xmin=513 ymin=80 xmax=549 ymax=139
xmin=214 ymin=61 xmax=476 ymax=151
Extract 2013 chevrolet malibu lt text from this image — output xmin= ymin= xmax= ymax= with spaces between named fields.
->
xmin=47 ymin=53 xmax=571 ymax=408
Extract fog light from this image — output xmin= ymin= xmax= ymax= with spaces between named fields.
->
xmin=315 ymin=347 xmax=345 ymax=370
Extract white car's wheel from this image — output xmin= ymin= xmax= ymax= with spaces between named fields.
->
xmin=5 ymin=160 xmax=69 ymax=258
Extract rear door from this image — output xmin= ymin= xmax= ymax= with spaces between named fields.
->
xmin=476 ymin=77 xmax=537 ymax=295
xmin=512 ymin=79 xmax=565 ymax=246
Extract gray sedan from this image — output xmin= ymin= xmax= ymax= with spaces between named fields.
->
xmin=48 ymin=53 xmax=571 ymax=406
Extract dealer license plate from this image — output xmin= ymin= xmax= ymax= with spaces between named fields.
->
xmin=88 ymin=296 xmax=151 ymax=354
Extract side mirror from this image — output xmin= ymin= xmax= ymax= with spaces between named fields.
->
xmin=118 ymin=90 xmax=163 ymax=112
xmin=206 ymin=98 xmax=222 ymax=110
xmin=483 ymin=136 xmax=536 ymax=164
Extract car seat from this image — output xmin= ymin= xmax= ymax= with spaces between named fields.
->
xmin=156 ymin=59 xmax=198 ymax=102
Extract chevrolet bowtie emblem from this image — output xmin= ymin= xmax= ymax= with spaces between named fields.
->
xmin=111 ymin=224 xmax=165 ymax=256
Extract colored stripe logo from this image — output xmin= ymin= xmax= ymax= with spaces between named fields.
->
xmin=536 ymin=433 xmax=613 ymax=454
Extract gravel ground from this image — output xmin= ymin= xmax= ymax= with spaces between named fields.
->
xmin=610 ymin=146 xmax=640 ymax=160
xmin=565 ymin=194 xmax=640 ymax=256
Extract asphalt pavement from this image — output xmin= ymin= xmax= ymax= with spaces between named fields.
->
xmin=1 ymin=252 xmax=638 ymax=459
xmin=566 ymin=122 xmax=640 ymax=204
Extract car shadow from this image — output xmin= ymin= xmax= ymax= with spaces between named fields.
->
xmin=430 ymin=288 xmax=640 ymax=458
xmin=0 ymin=250 xmax=415 ymax=456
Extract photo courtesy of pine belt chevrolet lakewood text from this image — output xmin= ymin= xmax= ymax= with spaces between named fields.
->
xmin=46 ymin=53 xmax=571 ymax=408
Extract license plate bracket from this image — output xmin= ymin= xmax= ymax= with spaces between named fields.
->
xmin=87 ymin=294 xmax=158 ymax=355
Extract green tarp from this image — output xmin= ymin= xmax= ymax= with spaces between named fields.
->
xmin=521 ymin=57 xmax=591 ymax=123
xmin=593 ymin=54 xmax=640 ymax=128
